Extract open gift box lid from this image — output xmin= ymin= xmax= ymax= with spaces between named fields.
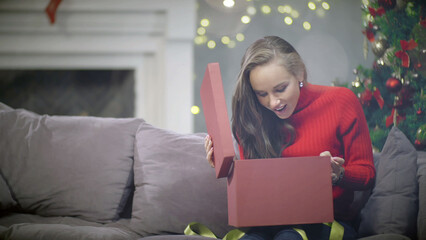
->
xmin=200 ymin=62 xmax=234 ymax=178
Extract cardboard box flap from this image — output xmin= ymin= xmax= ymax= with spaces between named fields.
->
xmin=200 ymin=62 xmax=234 ymax=178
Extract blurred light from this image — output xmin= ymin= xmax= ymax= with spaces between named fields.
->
xmin=228 ymin=40 xmax=236 ymax=48
xmin=247 ymin=6 xmax=256 ymax=15
xmin=303 ymin=21 xmax=311 ymax=30
xmin=316 ymin=8 xmax=325 ymax=17
xmin=200 ymin=18 xmax=210 ymax=27
xmin=194 ymin=36 xmax=207 ymax=45
xmin=236 ymin=33 xmax=245 ymax=42
xmin=284 ymin=16 xmax=293 ymax=25
xmin=352 ymin=81 xmax=361 ymax=88
xmin=283 ymin=5 xmax=292 ymax=13
xmin=197 ymin=27 xmax=206 ymax=35
xmin=221 ymin=36 xmax=231 ymax=44
xmin=277 ymin=6 xmax=285 ymax=13
xmin=261 ymin=5 xmax=271 ymax=14
xmin=207 ymin=40 xmax=216 ymax=49
xmin=191 ymin=106 xmax=200 ymax=115
xmin=290 ymin=10 xmax=300 ymax=18
xmin=241 ymin=15 xmax=251 ymax=24
xmin=308 ymin=2 xmax=316 ymax=10
xmin=223 ymin=0 xmax=235 ymax=8
xmin=362 ymin=0 xmax=369 ymax=6
xmin=322 ymin=2 xmax=330 ymax=10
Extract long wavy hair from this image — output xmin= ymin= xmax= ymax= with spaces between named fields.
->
xmin=232 ymin=36 xmax=307 ymax=159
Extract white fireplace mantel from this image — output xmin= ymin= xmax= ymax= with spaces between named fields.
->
xmin=0 ymin=0 xmax=196 ymax=133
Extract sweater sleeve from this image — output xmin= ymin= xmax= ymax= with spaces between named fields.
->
xmin=338 ymin=88 xmax=375 ymax=190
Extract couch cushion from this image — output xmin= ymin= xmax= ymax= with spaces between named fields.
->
xmin=0 ymin=102 xmax=13 ymax=111
xmin=142 ymin=235 xmax=217 ymax=240
xmin=358 ymin=126 xmax=418 ymax=238
xmin=0 ymin=173 xmax=16 ymax=210
xmin=0 ymin=107 xmax=143 ymax=223
xmin=417 ymin=150 xmax=426 ymax=240
xmin=0 ymin=223 xmax=140 ymax=240
xmin=130 ymin=122 xmax=232 ymax=237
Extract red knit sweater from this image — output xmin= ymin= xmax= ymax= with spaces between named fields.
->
xmin=238 ymin=83 xmax=375 ymax=221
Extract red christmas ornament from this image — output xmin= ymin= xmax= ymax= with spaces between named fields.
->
xmin=386 ymin=77 xmax=402 ymax=93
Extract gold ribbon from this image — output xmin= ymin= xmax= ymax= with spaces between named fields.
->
xmin=184 ymin=222 xmax=246 ymax=240
xmin=184 ymin=221 xmax=344 ymax=240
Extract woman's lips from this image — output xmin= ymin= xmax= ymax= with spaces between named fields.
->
xmin=274 ymin=105 xmax=287 ymax=113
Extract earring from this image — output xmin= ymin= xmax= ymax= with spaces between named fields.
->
xmin=299 ymin=82 xmax=304 ymax=88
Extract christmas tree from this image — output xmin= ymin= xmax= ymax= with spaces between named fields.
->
xmin=350 ymin=0 xmax=426 ymax=151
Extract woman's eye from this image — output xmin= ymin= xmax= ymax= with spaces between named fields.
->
xmin=276 ymin=86 xmax=287 ymax=92
xmin=256 ymin=92 xmax=267 ymax=97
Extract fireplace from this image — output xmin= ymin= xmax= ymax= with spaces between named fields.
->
xmin=0 ymin=0 xmax=195 ymax=133
xmin=0 ymin=70 xmax=135 ymax=117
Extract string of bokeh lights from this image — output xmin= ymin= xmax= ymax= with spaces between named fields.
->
xmin=191 ymin=0 xmax=331 ymax=115
xmin=194 ymin=0 xmax=331 ymax=51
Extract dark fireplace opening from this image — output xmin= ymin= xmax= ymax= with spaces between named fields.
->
xmin=0 ymin=70 xmax=135 ymax=118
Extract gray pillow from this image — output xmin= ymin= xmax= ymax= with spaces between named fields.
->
xmin=0 ymin=108 xmax=143 ymax=223
xmin=0 ymin=102 xmax=13 ymax=111
xmin=358 ymin=126 xmax=418 ymax=238
xmin=0 ymin=172 xmax=17 ymax=210
xmin=130 ymin=122 xmax=232 ymax=237
xmin=417 ymin=151 xmax=426 ymax=240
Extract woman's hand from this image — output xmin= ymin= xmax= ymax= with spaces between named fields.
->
xmin=204 ymin=135 xmax=215 ymax=167
xmin=320 ymin=151 xmax=345 ymax=185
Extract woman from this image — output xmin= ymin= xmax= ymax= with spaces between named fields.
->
xmin=204 ymin=36 xmax=375 ymax=240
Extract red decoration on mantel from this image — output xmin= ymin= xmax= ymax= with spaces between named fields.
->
xmin=45 ymin=0 xmax=62 ymax=24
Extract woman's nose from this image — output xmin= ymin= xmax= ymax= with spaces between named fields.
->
xmin=269 ymin=96 xmax=280 ymax=108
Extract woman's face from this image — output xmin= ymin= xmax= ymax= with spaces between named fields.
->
xmin=249 ymin=60 xmax=302 ymax=119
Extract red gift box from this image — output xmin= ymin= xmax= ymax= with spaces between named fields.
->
xmin=200 ymin=63 xmax=334 ymax=227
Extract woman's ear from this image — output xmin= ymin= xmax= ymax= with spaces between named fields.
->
xmin=297 ymin=71 xmax=305 ymax=83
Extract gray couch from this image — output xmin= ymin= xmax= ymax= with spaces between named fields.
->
xmin=0 ymin=102 xmax=425 ymax=240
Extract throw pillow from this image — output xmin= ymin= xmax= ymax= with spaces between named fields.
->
xmin=417 ymin=150 xmax=426 ymax=240
xmin=0 ymin=172 xmax=17 ymax=210
xmin=0 ymin=102 xmax=13 ymax=111
xmin=130 ymin=122 xmax=232 ymax=237
xmin=0 ymin=108 xmax=143 ymax=223
xmin=358 ymin=126 xmax=418 ymax=238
